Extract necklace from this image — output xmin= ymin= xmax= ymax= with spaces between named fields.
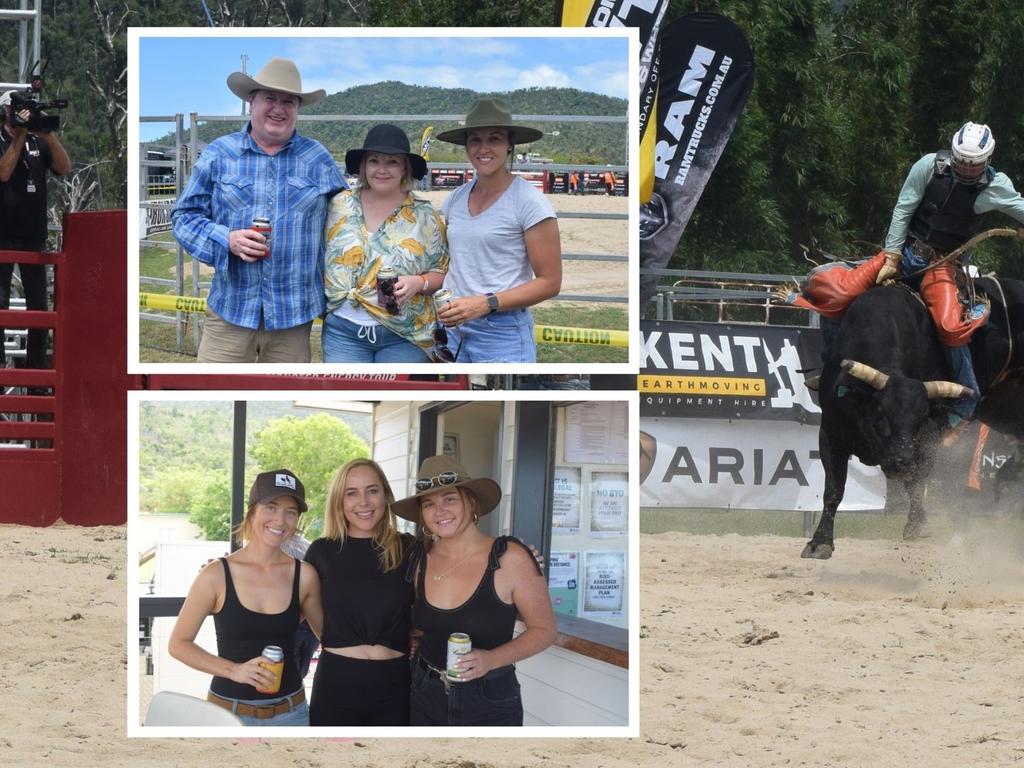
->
xmin=431 ymin=549 xmax=477 ymax=582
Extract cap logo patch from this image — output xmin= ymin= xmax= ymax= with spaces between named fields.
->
xmin=275 ymin=473 xmax=297 ymax=490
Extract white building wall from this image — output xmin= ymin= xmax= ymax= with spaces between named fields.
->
xmin=518 ymin=647 xmax=628 ymax=726
xmin=150 ymin=541 xmax=230 ymax=701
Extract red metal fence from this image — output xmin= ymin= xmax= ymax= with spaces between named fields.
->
xmin=0 ymin=211 xmax=128 ymax=525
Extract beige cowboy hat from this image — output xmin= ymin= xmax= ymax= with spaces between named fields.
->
xmin=227 ymin=57 xmax=326 ymax=107
xmin=392 ymin=455 xmax=502 ymax=523
xmin=435 ymin=98 xmax=543 ymax=146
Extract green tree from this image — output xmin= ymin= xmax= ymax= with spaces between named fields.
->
xmin=188 ymin=471 xmax=232 ymax=541
xmin=251 ymin=414 xmax=371 ymax=538
xmin=142 ymin=467 xmax=209 ymax=513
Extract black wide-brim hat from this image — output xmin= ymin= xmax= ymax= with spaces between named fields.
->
xmin=391 ymin=455 xmax=502 ymax=523
xmin=345 ymin=123 xmax=428 ymax=180
xmin=436 ymin=98 xmax=544 ymax=146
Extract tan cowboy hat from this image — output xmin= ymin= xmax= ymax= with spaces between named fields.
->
xmin=227 ymin=57 xmax=326 ymax=107
xmin=435 ymin=98 xmax=543 ymax=146
xmin=392 ymin=455 xmax=502 ymax=523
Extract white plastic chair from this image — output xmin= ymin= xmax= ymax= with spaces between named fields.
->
xmin=144 ymin=690 xmax=244 ymax=727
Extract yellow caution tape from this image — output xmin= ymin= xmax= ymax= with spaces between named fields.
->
xmin=535 ymin=325 xmax=629 ymax=348
xmin=139 ymin=292 xmax=207 ymax=314
xmin=141 ymin=293 xmax=628 ymax=347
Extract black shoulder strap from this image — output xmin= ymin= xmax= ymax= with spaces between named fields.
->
xmin=219 ymin=557 xmax=235 ymax=599
xmin=491 ymin=535 xmax=543 ymax=576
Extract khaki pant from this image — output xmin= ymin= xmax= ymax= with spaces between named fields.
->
xmin=197 ymin=308 xmax=313 ymax=363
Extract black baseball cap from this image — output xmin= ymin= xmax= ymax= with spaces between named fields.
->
xmin=248 ymin=469 xmax=308 ymax=512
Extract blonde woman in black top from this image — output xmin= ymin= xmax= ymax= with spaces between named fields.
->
xmin=393 ymin=455 xmax=556 ymax=726
xmin=304 ymin=458 xmax=417 ymax=725
xmin=168 ymin=470 xmax=323 ymax=726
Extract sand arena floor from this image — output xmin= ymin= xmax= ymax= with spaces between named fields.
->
xmin=3 ymin=521 xmax=1022 ymax=766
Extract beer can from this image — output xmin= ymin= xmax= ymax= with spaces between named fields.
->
xmin=376 ymin=266 xmax=400 ymax=315
xmin=446 ymin=632 xmax=471 ymax=681
xmin=251 ymin=216 xmax=272 ymax=259
xmin=259 ymin=644 xmax=285 ymax=694
xmin=433 ymin=288 xmax=456 ymax=327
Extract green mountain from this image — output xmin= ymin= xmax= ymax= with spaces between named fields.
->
xmin=148 ymin=82 xmax=628 ymax=166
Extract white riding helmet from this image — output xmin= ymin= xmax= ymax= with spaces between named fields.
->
xmin=951 ymin=122 xmax=995 ymax=183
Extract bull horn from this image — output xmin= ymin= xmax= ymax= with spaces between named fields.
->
xmin=923 ymin=381 xmax=973 ymax=399
xmin=840 ymin=359 xmax=889 ymax=390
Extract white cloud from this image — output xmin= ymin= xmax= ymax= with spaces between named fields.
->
xmin=572 ymin=61 xmax=629 ymax=99
xmin=516 ymin=65 xmax=571 ymax=90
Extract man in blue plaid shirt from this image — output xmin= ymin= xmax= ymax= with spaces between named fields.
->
xmin=172 ymin=58 xmax=345 ymax=363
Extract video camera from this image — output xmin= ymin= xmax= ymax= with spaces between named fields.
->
xmin=5 ymin=64 xmax=66 ymax=133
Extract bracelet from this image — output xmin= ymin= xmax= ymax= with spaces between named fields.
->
xmin=421 ymin=276 xmax=429 ymax=294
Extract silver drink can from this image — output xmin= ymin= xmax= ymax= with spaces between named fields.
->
xmin=446 ymin=632 xmax=471 ymax=681
xmin=433 ymin=288 xmax=456 ymax=327
xmin=251 ymin=216 xmax=272 ymax=259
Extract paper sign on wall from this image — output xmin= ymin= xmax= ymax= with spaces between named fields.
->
xmin=590 ymin=471 xmax=628 ymax=536
xmin=583 ymin=550 xmax=625 ymax=616
xmin=548 ymin=551 xmax=579 ymax=617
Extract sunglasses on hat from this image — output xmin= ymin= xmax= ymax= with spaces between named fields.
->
xmin=415 ymin=470 xmax=463 ymax=492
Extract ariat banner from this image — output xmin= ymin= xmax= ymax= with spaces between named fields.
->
xmin=640 ymin=320 xmax=822 ymax=422
xmin=557 ymin=0 xmax=669 ymax=202
xmin=639 ymin=12 xmax=755 ymax=307
xmin=639 ymin=418 xmax=886 ymax=510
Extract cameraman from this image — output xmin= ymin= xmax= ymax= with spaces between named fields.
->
xmin=0 ymin=89 xmax=70 ymax=371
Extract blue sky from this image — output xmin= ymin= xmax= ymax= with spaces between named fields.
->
xmin=135 ymin=32 xmax=630 ymax=141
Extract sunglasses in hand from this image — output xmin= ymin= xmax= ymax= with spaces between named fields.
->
xmin=431 ymin=323 xmax=462 ymax=363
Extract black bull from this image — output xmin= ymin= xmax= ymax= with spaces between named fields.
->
xmin=802 ymin=277 xmax=1024 ymax=559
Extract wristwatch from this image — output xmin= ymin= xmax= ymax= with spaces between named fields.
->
xmin=486 ymin=292 xmax=499 ymax=314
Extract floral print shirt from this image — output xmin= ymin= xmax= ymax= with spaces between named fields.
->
xmin=324 ymin=188 xmax=448 ymax=349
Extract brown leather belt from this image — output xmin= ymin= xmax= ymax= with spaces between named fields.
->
xmin=207 ymin=688 xmax=305 ymax=719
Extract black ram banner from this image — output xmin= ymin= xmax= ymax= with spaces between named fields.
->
xmin=639 ymin=320 xmax=822 ymax=423
xmin=557 ymin=0 xmax=669 ymax=202
xmin=639 ymin=13 xmax=755 ymax=307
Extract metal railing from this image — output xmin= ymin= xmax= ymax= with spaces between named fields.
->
xmin=139 ymin=110 xmax=630 ymax=354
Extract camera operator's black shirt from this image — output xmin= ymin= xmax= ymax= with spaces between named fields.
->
xmin=0 ymin=128 xmax=52 ymax=249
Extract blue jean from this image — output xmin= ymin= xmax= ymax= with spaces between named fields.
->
xmin=221 ymin=689 xmax=310 ymax=727
xmin=944 ymin=344 xmax=980 ymax=421
xmin=445 ymin=309 xmax=535 ymax=363
xmin=321 ymin=313 xmax=430 ymax=363
xmin=409 ymin=656 xmax=522 ymax=726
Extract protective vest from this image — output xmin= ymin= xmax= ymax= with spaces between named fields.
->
xmin=908 ymin=150 xmax=992 ymax=252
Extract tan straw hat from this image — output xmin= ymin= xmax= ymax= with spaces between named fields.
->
xmin=227 ymin=57 xmax=326 ymax=107
xmin=435 ymin=98 xmax=543 ymax=146
xmin=391 ymin=455 xmax=502 ymax=523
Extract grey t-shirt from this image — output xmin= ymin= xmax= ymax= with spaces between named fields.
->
xmin=440 ymin=175 xmax=557 ymax=299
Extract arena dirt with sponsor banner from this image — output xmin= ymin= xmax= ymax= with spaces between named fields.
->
xmin=3 ymin=521 xmax=1021 ymax=766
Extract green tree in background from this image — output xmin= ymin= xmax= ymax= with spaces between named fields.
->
xmin=251 ymin=413 xmax=370 ymax=539
xmin=188 ymin=471 xmax=232 ymax=541
xmin=8 ymin=1 xmax=1020 ymax=282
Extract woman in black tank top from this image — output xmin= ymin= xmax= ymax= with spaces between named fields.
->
xmin=304 ymin=458 xmax=417 ymax=726
xmin=393 ymin=456 xmax=556 ymax=726
xmin=168 ymin=470 xmax=323 ymax=726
